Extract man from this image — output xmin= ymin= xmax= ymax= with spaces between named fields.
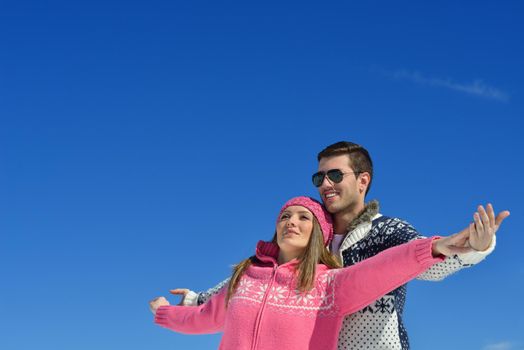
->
xmin=172 ymin=141 xmax=510 ymax=350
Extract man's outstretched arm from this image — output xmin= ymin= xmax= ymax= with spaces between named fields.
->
xmin=417 ymin=203 xmax=509 ymax=281
xmin=170 ymin=278 xmax=231 ymax=306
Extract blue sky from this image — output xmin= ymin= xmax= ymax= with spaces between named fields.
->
xmin=1 ymin=1 xmax=523 ymax=349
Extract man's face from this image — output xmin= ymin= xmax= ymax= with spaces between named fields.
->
xmin=317 ymin=154 xmax=361 ymax=214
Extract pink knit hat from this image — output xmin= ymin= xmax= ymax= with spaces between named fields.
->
xmin=277 ymin=196 xmax=333 ymax=246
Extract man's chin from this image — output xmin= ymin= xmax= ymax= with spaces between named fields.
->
xmin=324 ymin=202 xmax=341 ymax=214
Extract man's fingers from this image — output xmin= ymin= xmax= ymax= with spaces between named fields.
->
xmin=462 ymin=222 xmax=475 ymax=245
xmin=478 ymin=205 xmax=490 ymax=230
xmin=170 ymin=289 xmax=190 ymax=296
xmin=495 ymin=211 xmax=511 ymax=228
xmin=486 ymin=203 xmax=496 ymax=228
xmin=474 ymin=212 xmax=484 ymax=235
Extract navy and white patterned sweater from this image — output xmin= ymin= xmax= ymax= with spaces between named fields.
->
xmin=189 ymin=202 xmax=495 ymax=350
xmin=335 ymin=214 xmax=456 ymax=350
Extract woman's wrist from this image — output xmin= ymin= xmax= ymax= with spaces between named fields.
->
xmin=431 ymin=238 xmax=442 ymax=257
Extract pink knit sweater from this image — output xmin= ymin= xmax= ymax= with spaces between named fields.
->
xmin=155 ymin=237 xmax=444 ymax=350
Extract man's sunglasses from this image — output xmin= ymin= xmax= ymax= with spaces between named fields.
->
xmin=312 ymin=169 xmax=359 ymax=187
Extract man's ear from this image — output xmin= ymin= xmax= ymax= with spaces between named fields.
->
xmin=358 ymin=172 xmax=371 ymax=194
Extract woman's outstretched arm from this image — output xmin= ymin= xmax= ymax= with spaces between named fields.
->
xmin=150 ymin=286 xmax=228 ymax=334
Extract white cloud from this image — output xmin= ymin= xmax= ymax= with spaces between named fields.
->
xmin=483 ymin=341 xmax=514 ymax=350
xmin=381 ymin=69 xmax=509 ymax=102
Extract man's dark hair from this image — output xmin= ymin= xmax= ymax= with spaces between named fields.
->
xmin=317 ymin=141 xmax=374 ymax=195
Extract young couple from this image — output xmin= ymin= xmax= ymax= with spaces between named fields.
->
xmin=149 ymin=141 xmax=510 ymax=350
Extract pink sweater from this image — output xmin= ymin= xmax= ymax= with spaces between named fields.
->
xmin=155 ymin=237 xmax=444 ymax=350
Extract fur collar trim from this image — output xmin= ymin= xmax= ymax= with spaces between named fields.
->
xmin=346 ymin=200 xmax=380 ymax=232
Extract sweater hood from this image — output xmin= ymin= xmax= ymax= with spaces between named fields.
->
xmin=256 ymin=240 xmax=279 ymax=262
xmin=346 ymin=200 xmax=380 ymax=232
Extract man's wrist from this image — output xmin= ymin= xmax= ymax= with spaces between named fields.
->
xmin=182 ymin=290 xmax=199 ymax=306
xmin=458 ymin=235 xmax=497 ymax=264
xmin=470 ymin=238 xmax=492 ymax=252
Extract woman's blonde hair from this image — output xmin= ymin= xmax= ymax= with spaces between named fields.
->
xmin=226 ymin=218 xmax=340 ymax=305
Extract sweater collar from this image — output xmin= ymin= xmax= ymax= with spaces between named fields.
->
xmin=345 ymin=200 xmax=380 ymax=232
xmin=255 ymin=240 xmax=300 ymax=267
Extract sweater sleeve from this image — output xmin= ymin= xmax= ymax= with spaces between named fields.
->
xmin=377 ymin=217 xmax=494 ymax=281
xmin=154 ymin=287 xmax=227 ymax=334
xmin=175 ymin=278 xmax=230 ymax=307
xmin=416 ymin=235 xmax=496 ymax=281
xmin=335 ymin=237 xmax=444 ymax=316
xmin=197 ymin=278 xmax=231 ymax=305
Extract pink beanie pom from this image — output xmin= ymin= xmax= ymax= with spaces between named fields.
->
xmin=277 ymin=196 xmax=333 ymax=246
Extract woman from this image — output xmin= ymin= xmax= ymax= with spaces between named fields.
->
xmin=149 ymin=196 xmax=483 ymax=350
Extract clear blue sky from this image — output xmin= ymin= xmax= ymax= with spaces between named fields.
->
xmin=1 ymin=1 xmax=523 ymax=349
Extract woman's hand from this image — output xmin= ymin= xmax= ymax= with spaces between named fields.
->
xmin=149 ymin=296 xmax=170 ymax=315
xmin=431 ymin=227 xmax=472 ymax=257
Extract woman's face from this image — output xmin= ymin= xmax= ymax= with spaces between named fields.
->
xmin=276 ymin=205 xmax=314 ymax=256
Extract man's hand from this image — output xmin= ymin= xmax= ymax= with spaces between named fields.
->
xmin=170 ymin=288 xmax=191 ymax=306
xmin=149 ymin=296 xmax=170 ymax=315
xmin=469 ymin=204 xmax=510 ymax=251
xmin=432 ymin=204 xmax=510 ymax=256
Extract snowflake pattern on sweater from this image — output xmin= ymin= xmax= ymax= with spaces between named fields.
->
xmin=336 ymin=215 xmax=467 ymax=350
xmin=230 ymin=267 xmax=339 ymax=318
xmin=196 ymin=208 xmax=489 ymax=350
xmin=158 ymin=239 xmax=445 ymax=350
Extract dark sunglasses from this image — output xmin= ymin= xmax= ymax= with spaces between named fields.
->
xmin=312 ymin=169 xmax=359 ymax=187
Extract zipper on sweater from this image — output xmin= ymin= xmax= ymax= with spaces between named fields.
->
xmin=251 ymin=264 xmax=278 ymax=350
